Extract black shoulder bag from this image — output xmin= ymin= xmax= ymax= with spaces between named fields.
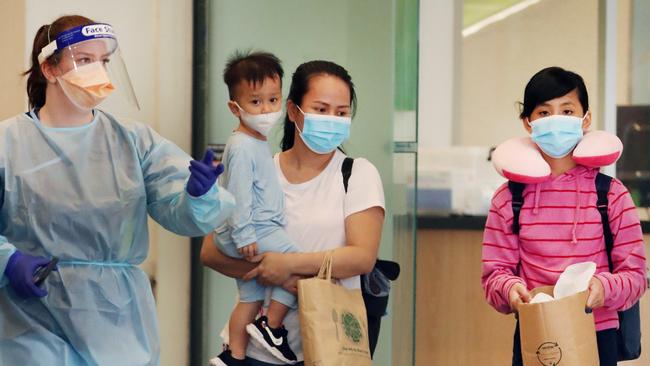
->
xmin=595 ymin=173 xmax=642 ymax=361
xmin=341 ymin=157 xmax=401 ymax=358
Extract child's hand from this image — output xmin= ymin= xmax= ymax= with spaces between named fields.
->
xmin=239 ymin=243 xmax=258 ymax=261
xmin=508 ymin=282 xmax=531 ymax=313
xmin=586 ymin=276 xmax=605 ymax=310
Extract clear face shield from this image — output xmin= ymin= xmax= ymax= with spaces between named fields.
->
xmin=38 ymin=23 xmax=140 ymax=110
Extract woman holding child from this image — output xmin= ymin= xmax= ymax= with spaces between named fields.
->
xmin=202 ymin=56 xmax=385 ymax=366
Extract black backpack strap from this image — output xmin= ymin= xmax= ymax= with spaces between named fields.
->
xmin=595 ymin=173 xmax=614 ymax=272
xmin=342 ymin=157 xmax=354 ymax=193
xmin=508 ymin=181 xmax=526 ymax=234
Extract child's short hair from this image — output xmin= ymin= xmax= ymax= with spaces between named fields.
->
xmin=519 ymin=66 xmax=589 ymax=119
xmin=223 ymin=50 xmax=284 ymax=100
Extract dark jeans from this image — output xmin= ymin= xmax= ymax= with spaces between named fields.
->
xmin=512 ymin=322 xmax=617 ymax=366
xmin=247 ymin=358 xmax=304 ymax=366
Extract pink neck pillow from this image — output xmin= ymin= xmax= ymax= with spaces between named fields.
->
xmin=492 ymin=130 xmax=623 ymax=183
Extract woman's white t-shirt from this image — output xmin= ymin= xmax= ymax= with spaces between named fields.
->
xmin=239 ymin=150 xmax=385 ymax=363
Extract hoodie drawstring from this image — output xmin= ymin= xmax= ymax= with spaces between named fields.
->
xmin=533 ymin=183 xmax=541 ymax=215
xmin=571 ymin=175 xmax=580 ymax=244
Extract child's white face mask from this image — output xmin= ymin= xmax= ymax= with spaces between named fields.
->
xmin=234 ymin=102 xmax=282 ymax=137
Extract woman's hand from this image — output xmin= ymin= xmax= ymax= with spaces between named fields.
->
xmin=508 ymin=282 xmax=531 ymax=313
xmin=243 ymin=252 xmax=294 ymax=286
xmin=586 ymin=276 xmax=605 ymax=310
xmin=200 ymin=234 xmax=256 ymax=279
xmin=282 ymin=275 xmax=304 ymax=295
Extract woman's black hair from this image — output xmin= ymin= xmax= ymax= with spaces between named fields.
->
xmin=280 ymin=60 xmax=357 ymax=151
xmin=519 ymin=66 xmax=589 ymax=119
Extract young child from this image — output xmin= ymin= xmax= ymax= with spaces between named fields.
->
xmin=481 ymin=67 xmax=647 ymax=366
xmin=211 ymin=51 xmax=299 ymax=366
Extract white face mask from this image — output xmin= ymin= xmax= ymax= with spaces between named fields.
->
xmin=234 ymin=102 xmax=282 ymax=137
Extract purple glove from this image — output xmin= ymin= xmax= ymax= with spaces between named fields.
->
xmin=4 ymin=251 xmax=50 ymax=298
xmin=186 ymin=149 xmax=225 ymax=197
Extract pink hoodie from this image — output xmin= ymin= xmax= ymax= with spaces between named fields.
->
xmin=481 ymin=165 xmax=647 ymax=331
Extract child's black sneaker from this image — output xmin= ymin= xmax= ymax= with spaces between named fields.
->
xmin=246 ymin=316 xmax=297 ymax=364
xmin=209 ymin=350 xmax=249 ymax=366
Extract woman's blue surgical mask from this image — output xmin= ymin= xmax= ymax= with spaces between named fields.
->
xmin=295 ymin=105 xmax=351 ymax=154
xmin=529 ymin=113 xmax=588 ymax=158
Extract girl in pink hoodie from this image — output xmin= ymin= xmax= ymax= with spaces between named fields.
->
xmin=481 ymin=67 xmax=647 ymax=366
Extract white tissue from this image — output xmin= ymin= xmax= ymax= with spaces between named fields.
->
xmin=553 ymin=262 xmax=597 ymax=300
xmin=528 ymin=262 xmax=597 ymax=304
xmin=530 ymin=293 xmax=555 ymax=304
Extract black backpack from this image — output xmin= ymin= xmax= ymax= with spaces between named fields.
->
xmin=509 ymin=173 xmax=642 ymax=361
xmin=341 ymin=157 xmax=401 ymax=358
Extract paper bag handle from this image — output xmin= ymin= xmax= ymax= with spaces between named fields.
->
xmin=317 ymin=251 xmax=334 ymax=281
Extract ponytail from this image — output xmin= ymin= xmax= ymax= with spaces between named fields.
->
xmin=23 ymin=15 xmax=95 ymax=109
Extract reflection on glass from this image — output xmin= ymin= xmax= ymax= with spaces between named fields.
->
xmin=616 ymin=106 xmax=650 ymax=207
xmin=394 ymin=0 xmax=418 ymax=143
xmin=423 ymin=0 xmax=601 ymax=217
xmin=460 ymin=0 xmax=600 ymax=147
xmin=391 ymin=152 xmax=417 ymax=366
xmin=464 ymin=0 xmax=525 ymax=27
xmin=617 ymin=1 xmax=650 ymax=214
xmin=392 ymin=1 xmax=419 ymax=365
xmin=629 ymin=1 xmax=650 ymax=104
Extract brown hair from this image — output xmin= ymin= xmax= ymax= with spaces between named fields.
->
xmin=24 ymin=15 xmax=95 ymax=109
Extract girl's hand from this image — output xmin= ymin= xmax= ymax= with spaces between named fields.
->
xmin=586 ymin=276 xmax=605 ymax=310
xmin=508 ymin=282 xmax=531 ymax=313
xmin=243 ymin=252 xmax=293 ymax=286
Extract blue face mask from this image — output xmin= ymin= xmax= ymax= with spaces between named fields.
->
xmin=530 ymin=114 xmax=587 ymax=158
xmin=295 ymin=106 xmax=351 ymax=154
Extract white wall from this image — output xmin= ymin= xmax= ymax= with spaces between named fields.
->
xmin=617 ymin=0 xmax=631 ymax=105
xmin=418 ymin=0 xmax=463 ymax=149
xmin=630 ymin=0 xmax=650 ymax=103
xmin=0 ymin=0 xmax=26 ymax=121
xmin=23 ymin=1 xmax=194 ymax=365
xmin=459 ymin=0 xmax=600 ymax=146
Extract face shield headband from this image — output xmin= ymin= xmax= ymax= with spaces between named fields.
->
xmin=38 ymin=23 xmax=117 ymax=64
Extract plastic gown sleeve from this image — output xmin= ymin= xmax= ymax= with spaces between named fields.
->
xmin=223 ymin=146 xmax=257 ymax=249
xmin=139 ymin=127 xmax=235 ymax=236
xmin=0 ymin=243 xmax=17 ymax=288
xmin=0 ymin=175 xmax=17 ymax=287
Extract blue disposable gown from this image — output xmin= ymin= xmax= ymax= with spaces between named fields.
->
xmin=0 ymin=110 xmax=235 ymax=365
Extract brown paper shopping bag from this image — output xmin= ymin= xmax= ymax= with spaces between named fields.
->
xmin=297 ymin=252 xmax=372 ymax=366
xmin=519 ymin=286 xmax=599 ymax=366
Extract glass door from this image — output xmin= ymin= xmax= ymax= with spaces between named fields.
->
xmin=391 ymin=0 xmax=419 ymax=365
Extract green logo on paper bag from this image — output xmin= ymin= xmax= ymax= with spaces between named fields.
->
xmin=536 ymin=342 xmax=562 ymax=366
xmin=341 ymin=312 xmax=363 ymax=343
